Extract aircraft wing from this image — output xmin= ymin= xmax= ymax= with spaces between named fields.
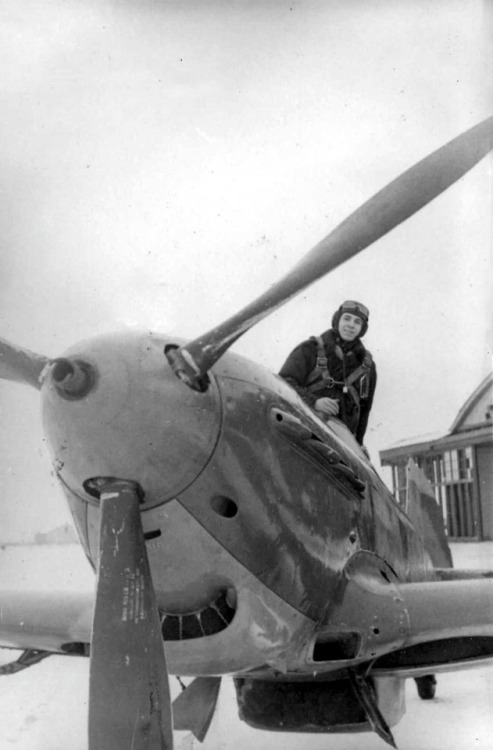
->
xmin=371 ymin=575 xmax=493 ymax=678
xmin=314 ymin=549 xmax=493 ymax=681
xmin=0 ymin=588 xmax=222 ymax=744
xmin=1 ymin=564 xmax=493 ymax=678
xmin=0 ymin=590 xmax=94 ymax=653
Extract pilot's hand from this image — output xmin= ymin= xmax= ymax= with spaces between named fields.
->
xmin=314 ymin=397 xmax=339 ymax=417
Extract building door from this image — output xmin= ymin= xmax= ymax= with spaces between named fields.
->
xmin=415 ymin=449 xmax=480 ymax=540
xmin=475 ymin=444 xmax=493 ymax=540
xmin=441 ymin=448 xmax=480 ymax=540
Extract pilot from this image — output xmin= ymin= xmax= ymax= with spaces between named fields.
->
xmin=278 ymin=300 xmax=377 ymax=446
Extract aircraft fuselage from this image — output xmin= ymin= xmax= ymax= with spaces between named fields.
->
xmin=40 ymin=330 xmax=433 ymax=676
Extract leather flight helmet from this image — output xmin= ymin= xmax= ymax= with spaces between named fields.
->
xmin=331 ymin=300 xmax=369 ymax=337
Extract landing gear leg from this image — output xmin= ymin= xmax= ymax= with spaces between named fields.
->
xmin=0 ymin=649 xmax=52 ymax=675
xmin=349 ymin=669 xmax=397 ymax=749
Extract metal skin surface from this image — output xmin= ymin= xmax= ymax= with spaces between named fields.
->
xmin=38 ymin=330 xmax=439 ymax=678
xmin=41 ymin=331 xmax=222 ymax=509
xmin=0 ymin=493 xmax=316 ymax=676
xmin=80 ymin=494 xmax=317 ymax=676
xmin=177 ymin=350 xmax=434 ymax=626
xmin=2 ymin=326 xmax=493 ymax=749
xmin=0 ymin=591 xmax=94 ymax=651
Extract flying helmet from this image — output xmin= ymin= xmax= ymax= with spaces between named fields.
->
xmin=331 ymin=300 xmax=369 ymax=337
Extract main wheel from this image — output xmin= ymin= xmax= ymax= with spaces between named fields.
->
xmin=415 ymin=675 xmax=437 ymax=700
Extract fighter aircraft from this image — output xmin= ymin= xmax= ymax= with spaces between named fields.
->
xmin=0 ymin=117 xmax=492 ymax=750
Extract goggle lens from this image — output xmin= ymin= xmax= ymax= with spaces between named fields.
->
xmin=341 ymin=301 xmax=369 ymax=319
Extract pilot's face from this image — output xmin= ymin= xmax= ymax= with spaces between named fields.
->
xmin=338 ymin=313 xmax=363 ymax=341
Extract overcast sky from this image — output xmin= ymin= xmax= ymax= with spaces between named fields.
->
xmin=0 ymin=0 xmax=491 ymax=540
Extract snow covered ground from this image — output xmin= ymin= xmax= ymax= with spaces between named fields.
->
xmin=0 ymin=542 xmax=492 ymax=750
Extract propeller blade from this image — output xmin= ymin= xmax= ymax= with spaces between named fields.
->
xmin=0 ymin=337 xmax=49 ymax=389
xmin=88 ymin=479 xmax=173 ymax=750
xmin=172 ymin=116 xmax=493 ymax=387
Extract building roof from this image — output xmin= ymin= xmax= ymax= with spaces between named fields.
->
xmin=379 ymin=372 xmax=493 ymax=464
xmin=384 ymin=430 xmax=445 ymax=450
xmin=380 ymin=424 xmax=493 ymax=464
xmin=449 ymin=372 xmax=493 ymax=433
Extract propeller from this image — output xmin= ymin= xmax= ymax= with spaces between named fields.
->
xmin=168 ymin=116 xmax=493 ymax=390
xmin=0 ymin=337 xmax=49 ymax=389
xmin=88 ymin=479 xmax=173 ymax=750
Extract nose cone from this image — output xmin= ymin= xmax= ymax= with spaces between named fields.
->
xmin=41 ymin=331 xmax=221 ymax=508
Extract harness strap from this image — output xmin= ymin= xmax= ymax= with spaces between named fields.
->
xmin=306 ymin=336 xmax=372 ymax=402
xmin=306 ymin=336 xmax=345 ymax=393
xmin=314 ymin=335 xmax=328 ymax=371
xmin=344 ymin=351 xmax=373 ymax=402
xmin=345 ymin=351 xmax=373 ymax=385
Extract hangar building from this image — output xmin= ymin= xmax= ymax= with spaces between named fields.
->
xmin=379 ymin=373 xmax=493 ymax=541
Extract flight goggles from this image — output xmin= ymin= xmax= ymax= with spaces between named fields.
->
xmin=340 ymin=300 xmax=369 ymax=320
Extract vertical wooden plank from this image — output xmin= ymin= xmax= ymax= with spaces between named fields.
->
xmin=456 ymin=483 xmax=466 ymax=538
xmin=471 ymin=446 xmax=484 ymax=540
xmin=462 ymin=483 xmax=472 ymax=537
xmin=446 ymin=486 xmax=455 ymax=538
